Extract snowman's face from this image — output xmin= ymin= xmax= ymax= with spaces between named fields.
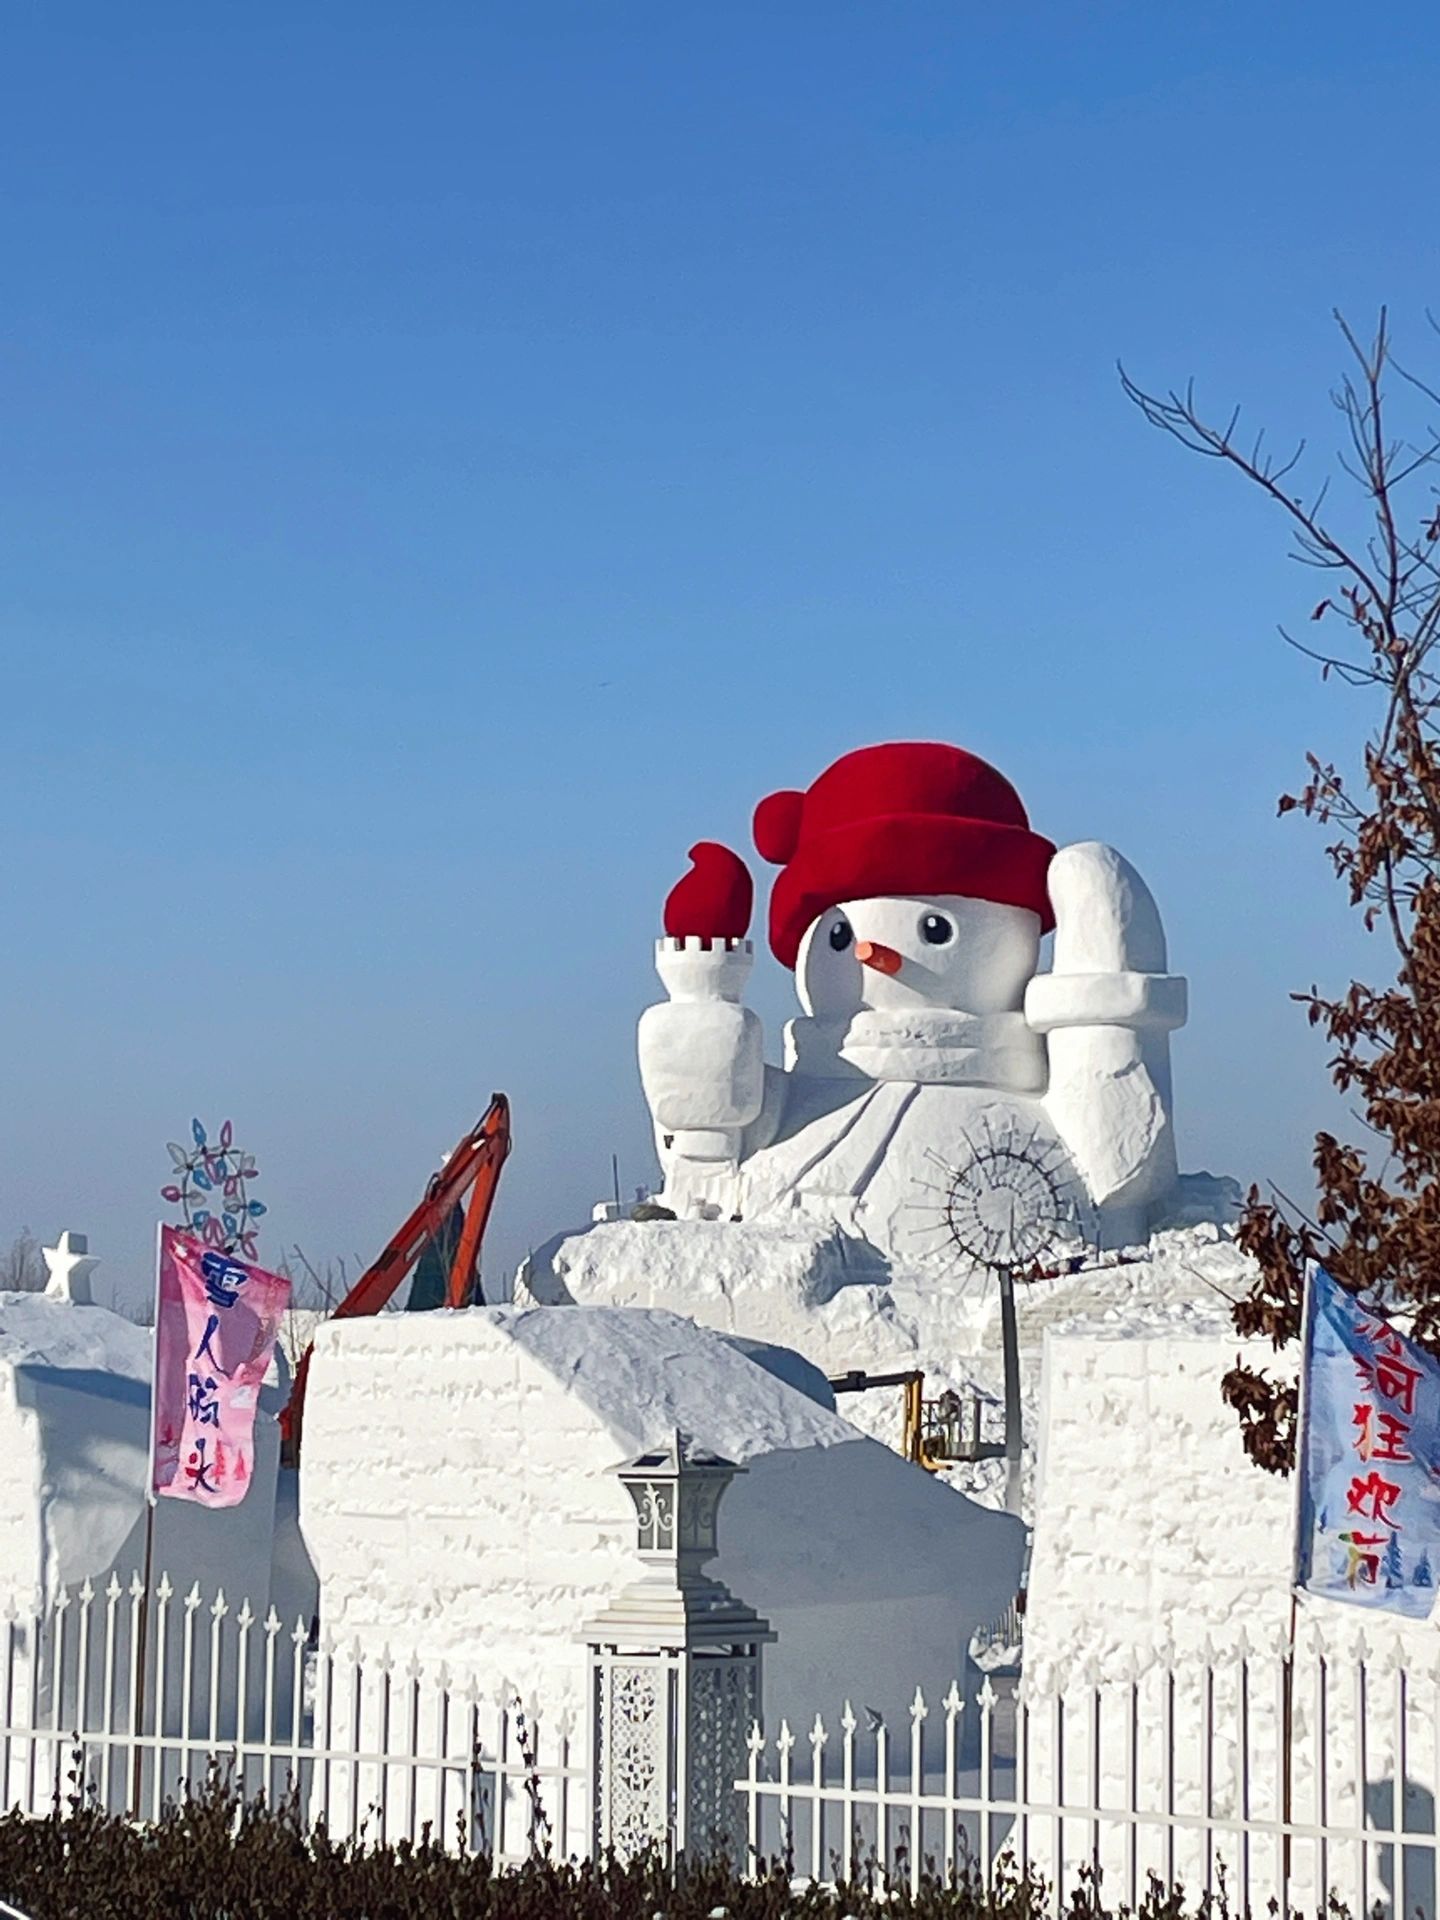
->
xmin=795 ymin=894 xmax=1042 ymax=1020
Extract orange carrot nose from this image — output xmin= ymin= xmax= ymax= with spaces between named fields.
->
xmin=854 ymin=940 xmax=903 ymax=975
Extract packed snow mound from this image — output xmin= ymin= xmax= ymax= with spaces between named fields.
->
xmin=517 ymin=1215 xmax=1260 ymax=1515
xmin=524 ymin=1218 xmax=893 ymax=1312
xmin=0 ymin=1288 xmax=150 ymax=1377
xmin=0 ymin=1289 xmax=285 ymax=1613
xmin=519 ymin=1218 xmax=923 ymax=1380
xmin=301 ymin=1304 xmax=1026 ymax=1730
xmin=720 ymin=1334 xmax=836 ymax=1408
xmin=314 ymin=1304 xmax=863 ymax=1465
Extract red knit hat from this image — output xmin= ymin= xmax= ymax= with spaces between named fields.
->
xmin=754 ymin=741 xmax=1056 ymax=968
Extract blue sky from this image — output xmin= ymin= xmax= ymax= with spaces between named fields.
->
xmin=1 ymin=3 xmax=1432 ymax=1311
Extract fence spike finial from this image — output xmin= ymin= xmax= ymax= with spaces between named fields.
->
xmin=746 ymin=1720 xmax=765 ymax=1756
xmin=810 ymin=1712 xmax=827 ymax=1750
xmin=263 ymin=1605 xmax=282 ymax=1638
xmin=776 ymin=1719 xmax=796 ymax=1756
xmin=236 ymin=1598 xmax=255 ymax=1632
xmin=155 ymin=1571 xmax=174 ymax=1604
xmin=184 ymin=1580 xmax=202 ymax=1613
xmin=211 ymin=1588 xmax=228 ymax=1621
xmin=105 ymin=1572 xmax=122 ymax=1604
xmin=840 ymin=1700 xmax=857 ymax=1737
xmin=79 ymin=1576 xmax=95 ymax=1607
xmin=910 ymin=1685 xmax=928 ymax=1723
xmin=943 ymin=1680 xmax=964 ymax=1718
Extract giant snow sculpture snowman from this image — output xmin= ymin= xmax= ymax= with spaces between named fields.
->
xmin=638 ymin=742 xmax=1188 ymax=1255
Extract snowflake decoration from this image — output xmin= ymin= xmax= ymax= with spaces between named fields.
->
xmin=906 ymin=1117 xmax=1092 ymax=1280
xmin=160 ymin=1118 xmax=266 ymax=1257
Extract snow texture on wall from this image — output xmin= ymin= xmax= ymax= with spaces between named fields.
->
xmin=1025 ymin=1316 xmax=1440 ymax=1673
xmin=0 ymin=1290 xmax=281 ymax=1616
xmin=522 ymin=1216 xmax=1254 ymax=1514
xmin=298 ymin=1304 xmax=1026 ymax=1735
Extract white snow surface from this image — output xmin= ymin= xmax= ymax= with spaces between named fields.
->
xmin=520 ymin=1211 xmax=1254 ymax=1515
xmin=299 ymin=1303 xmax=1025 ymax=1732
xmin=0 ymin=1288 xmax=282 ymax=1613
xmin=0 ymin=1286 xmax=152 ymax=1376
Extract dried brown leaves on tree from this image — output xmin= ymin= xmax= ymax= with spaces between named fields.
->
xmin=1124 ymin=312 xmax=1440 ymax=1474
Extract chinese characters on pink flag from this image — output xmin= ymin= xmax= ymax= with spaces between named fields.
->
xmin=150 ymin=1225 xmax=290 ymax=1508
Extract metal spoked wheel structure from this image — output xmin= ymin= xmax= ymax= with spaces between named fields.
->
xmin=918 ymin=1123 xmax=1088 ymax=1514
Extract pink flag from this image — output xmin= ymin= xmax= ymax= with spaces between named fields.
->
xmin=150 ymin=1225 xmax=290 ymax=1508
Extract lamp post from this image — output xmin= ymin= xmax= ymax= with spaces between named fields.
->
xmin=584 ymin=1433 xmax=773 ymax=1863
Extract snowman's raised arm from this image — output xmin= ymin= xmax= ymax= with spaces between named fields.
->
xmin=637 ymin=843 xmax=767 ymax=1212
xmin=1025 ymin=843 xmax=1187 ymax=1237
xmin=1025 ymin=843 xmax=1188 ymax=1034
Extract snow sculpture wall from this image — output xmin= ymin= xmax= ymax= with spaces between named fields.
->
xmin=298 ymin=1305 xmax=1026 ymax=1734
xmin=1025 ymin=1322 xmax=1438 ymax=1670
xmin=0 ymin=1290 xmax=282 ymax=1616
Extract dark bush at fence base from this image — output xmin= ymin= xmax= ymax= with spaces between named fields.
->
xmin=0 ymin=1768 xmax=1337 ymax=1920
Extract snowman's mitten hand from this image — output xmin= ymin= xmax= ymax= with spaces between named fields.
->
xmin=640 ymin=840 xmax=764 ymax=1153
xmin=638 ymin=993 xmax=766 ymax=1146
xmin=1025 ymin=842 xmax=1186 ymax=1034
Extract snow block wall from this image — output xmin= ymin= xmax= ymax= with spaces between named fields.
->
xmin=0 ymin=1291 xmax=282 ymax=1615
xmin=1022 ymin=1320 xmax=1440 ymax=1913
xmin=522 ymin=1219 xmax=920 ymax=1380
xmin=524 ymin=1218 xmax=1255 ymax=1503
xmin=1026 ymin=1322 xmax=1440 ymax=1670
xmin=0 ymin=1289 xmax=287 ymax=1740
xmin=298 ymin=1305 xmax=1026 ymax=1736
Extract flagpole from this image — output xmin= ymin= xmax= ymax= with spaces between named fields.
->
xmin=1289 ymin=1259 xmax=1319 ymax=1600
xmin=1283 ymin=1259 xmax=1319 ymax=1888
xmin=132 ymin=1223 xmax=163 ymax=1815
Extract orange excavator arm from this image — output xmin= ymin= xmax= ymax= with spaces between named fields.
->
xmin=279 ymin=1093 xmax=512 ymax=1462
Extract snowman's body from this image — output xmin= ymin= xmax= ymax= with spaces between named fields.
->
xmin=638 ymin=749 xmax=1189 ymax=1258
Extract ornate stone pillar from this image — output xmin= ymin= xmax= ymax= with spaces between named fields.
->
xmin=584 ymin=1433 xmax=773 ymax=1863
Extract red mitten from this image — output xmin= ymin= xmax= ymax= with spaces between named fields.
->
xmin=663 ymin=842 xmax=754 ymax=941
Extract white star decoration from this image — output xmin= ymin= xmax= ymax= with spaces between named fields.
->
xmin=42 ymin=1230 xmax=99 ymax=1305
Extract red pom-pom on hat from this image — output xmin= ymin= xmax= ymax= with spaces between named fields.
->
xmin=753 ymin=789 xmax=804 ymax=866
xmin=663 ymin=842 xmax=754 ymax=942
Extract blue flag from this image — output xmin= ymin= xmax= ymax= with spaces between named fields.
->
xmin=1295 ymin=1263 xmax=1440 ymax=1617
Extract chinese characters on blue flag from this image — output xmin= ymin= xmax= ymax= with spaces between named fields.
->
xmin=1295 ymin=1262 xmax=1440 ymax=1617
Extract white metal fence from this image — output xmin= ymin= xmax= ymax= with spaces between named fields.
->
xmin=12 ymin=1574 xmax=1440 ymax=1916
xmin=740 ymin=1627 xmax=1440 ymax=1917
xmin=0 ymin=1573 xmax=586 ymax=1863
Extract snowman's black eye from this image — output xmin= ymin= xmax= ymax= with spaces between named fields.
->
xmin=828 ymin=916 xmax=853 ymax=952
xmin=920 ymin=913 xmax=954 ymax=946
